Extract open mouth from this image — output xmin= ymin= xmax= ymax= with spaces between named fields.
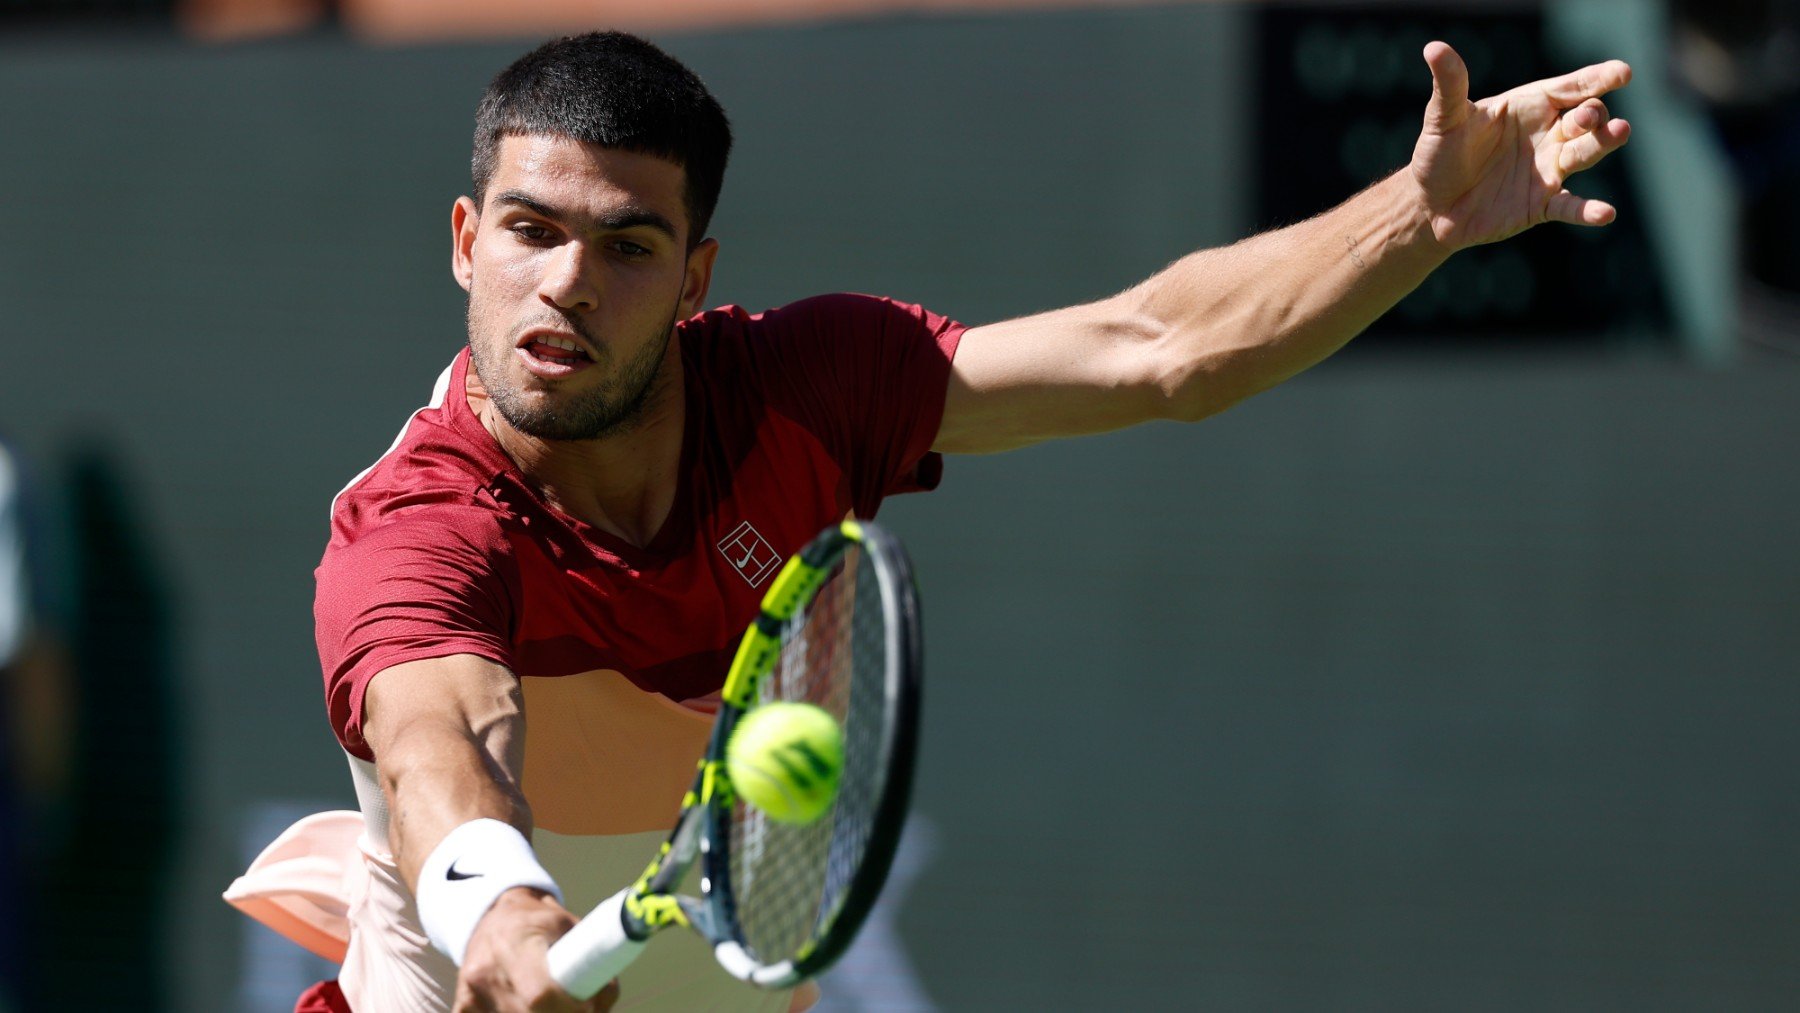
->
xmin=525 ymin=333 xmax=590 ymax=363
xmin=517 ymin=331 xmax=594 ymax=376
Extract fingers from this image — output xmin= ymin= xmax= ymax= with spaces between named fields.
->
xmin=1422 ymin=41 xmax=1471 ymax=132
xmin=1540 ymin=68 xmax=1632 ymax=227
xmin=1559 ymin=114 xmax=1631 ymax=175
xmin=1552 ymin=97 xmax=1631 ymax=177
xmin=1540 ymin=59 xmax=1633 ymax=108
xmin=1558 ymin=98 xmax=1609 ymax=139
xmin=455 ymin=971 xmax=606 ymax=1013
xmin=1548 ymin=188 xmax=1617 ymax=227
xmin=587 ymin=979 xmax=622 ymax=1012
xmin=457 ymin=890 xmax=598 ymax=1012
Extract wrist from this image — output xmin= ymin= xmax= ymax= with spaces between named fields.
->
xmin=1389 ymin=168 xmax=1451 ymax=255
xmin=416 ymin=818 xmax=561 ymax=966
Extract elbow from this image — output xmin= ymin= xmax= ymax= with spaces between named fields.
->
xmin=1095 ymin=301 xmax=1219 ymax=426
xmin=1149 ymin=347 xmax=1244 ymax=425
xmin=1118 ymin=289 xmax=1245 ymax=426
xmin=1156 ymin=373 xmax=1218 ymax=424
xmin=1143 ymin=306 xmax=1289 ymax=425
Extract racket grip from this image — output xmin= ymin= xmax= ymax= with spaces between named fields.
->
xmin=547 ymin=888 xmax=647 ymax=1000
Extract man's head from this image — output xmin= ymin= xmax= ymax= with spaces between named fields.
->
xmin=455 ymin=32 xmax=730 ymax=443
xmin=473 ymin=31 xmax=732 ymax=249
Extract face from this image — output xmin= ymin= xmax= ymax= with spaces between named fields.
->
xmin=453 ymin=134 xmax=718 ymax=442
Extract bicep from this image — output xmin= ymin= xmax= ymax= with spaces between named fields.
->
xmin=932 ymin=294 xmax=1179 ymax=455
xmin=363 ymin=653 xmax=530 ymax=886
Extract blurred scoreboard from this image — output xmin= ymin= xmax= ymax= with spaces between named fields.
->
xmin=1255 ymin=5 xmax=1670 ymax=349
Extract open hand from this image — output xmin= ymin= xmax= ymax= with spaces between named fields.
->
xmin=1410 ymin=41 xmax=1633 ymax=251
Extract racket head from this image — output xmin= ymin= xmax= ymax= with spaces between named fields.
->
xmin=701 ymin=521 xmax=922 ymax=987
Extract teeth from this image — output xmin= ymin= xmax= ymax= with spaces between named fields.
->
xmin=545 ymin=336 xmax=578 ymax=352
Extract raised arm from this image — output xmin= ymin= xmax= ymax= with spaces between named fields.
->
xmin=364 ymin=654 xmax=616 ymax=1012
xmin=935 ymin=43 xmax=1633 ymax=455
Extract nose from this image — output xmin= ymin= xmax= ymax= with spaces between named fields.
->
xmin=537 ymin=240 xmax=599 ymax=313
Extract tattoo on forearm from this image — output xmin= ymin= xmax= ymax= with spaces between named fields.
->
xmin=1345 ymin=235 xmax=1366 ymax=268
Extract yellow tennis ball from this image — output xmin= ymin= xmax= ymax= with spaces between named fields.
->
xmin=726 ymin=702 xmax=844 ymax=825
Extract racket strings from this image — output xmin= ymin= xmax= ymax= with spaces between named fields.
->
xmin=729 ymin=546 xmax=892 ymax=964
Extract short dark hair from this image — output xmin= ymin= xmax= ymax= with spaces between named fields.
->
xmin=472 ymin=32 xmax=733 ymax=246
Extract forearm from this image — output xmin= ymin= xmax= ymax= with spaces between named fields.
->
xmin=364 ymin=656 xmax=580 ymax=994
xmin=363 ymin=655 xmax=532 ymax=891
xmin=1132 ymin=169 xmax=1449 ymax=420
xmin=939 ymin=46 xmax=1630 ymax=453
xmin=381 ymin=717 xmax=532 ymax=890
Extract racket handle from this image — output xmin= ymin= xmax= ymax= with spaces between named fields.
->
xmin=547 ymin=888 xmax=647 ymax=1000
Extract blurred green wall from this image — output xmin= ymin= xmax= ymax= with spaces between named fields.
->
xmin=886 ymin=365 xmax=1800 ymax=1009
xmin=0 ymin=7 xmax=1795 ymax=1010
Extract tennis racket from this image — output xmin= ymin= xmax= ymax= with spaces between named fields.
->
xmin=546 ymin=519 xmax=923 ymax=997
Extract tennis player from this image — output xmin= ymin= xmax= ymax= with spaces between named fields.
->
xmin=226 ymin=29 xmax=1632 ymax=1013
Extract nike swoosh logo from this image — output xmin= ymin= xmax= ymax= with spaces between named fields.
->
xmin=735 ymin=549 xmax=755 ymax=568
xmin=446 ymin=862 xmax=483 ymax=881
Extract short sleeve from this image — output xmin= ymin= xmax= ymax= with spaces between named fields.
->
xmin=744 ymin=294 xmax=964 ymax=518
xmin=314 ymin=506 xmax=517 ymax=760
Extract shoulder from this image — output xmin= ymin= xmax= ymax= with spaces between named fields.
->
xmin=323 ymin=404 xmax=519 ymax=578
xmin=328 ymin=365 xmax=517 ymax=552
xmin=680 ymin=294 xmax=947 ymax=344
xmin=756 ymin=293 xmax=931 ymax=322
xmin=315 ymin=500 xmax=518 ymax=616
xmin=329 ymin=468 xmax=513 ymax=557
xmin=678 ymin=295 xmax=960 ymax=385
xmin=331 ymin=500 xmax=511 ymax=554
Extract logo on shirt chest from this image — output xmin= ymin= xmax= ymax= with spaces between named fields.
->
xmin=717 ymin=521 xmax=782 ymax=587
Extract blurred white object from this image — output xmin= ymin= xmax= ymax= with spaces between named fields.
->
xmin=0 ymin=445 xmax=25 ymax=669
xmin=235 ymin=801 xmax=344 ymax=1013
xmin=814 ymin=815 xmax=940 ymax=1013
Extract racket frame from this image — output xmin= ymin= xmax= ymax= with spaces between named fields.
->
xmin=546 ymin=519 xmax=922 ymax=996
xmin=708 ymin=520 xmax=922 ymax=986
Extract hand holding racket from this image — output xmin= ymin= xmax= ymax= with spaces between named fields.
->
xmin=546 ymin=520 xmax=923 ymax=998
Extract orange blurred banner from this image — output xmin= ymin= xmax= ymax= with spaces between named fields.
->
xmin=182 ymin=0 xmax=1182 ymax=43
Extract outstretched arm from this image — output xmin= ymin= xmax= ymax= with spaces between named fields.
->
xmin=365 ymin=655 xmax=617 ymax=1012
xmin=934 ymin=43 xmax=1633 ymax=455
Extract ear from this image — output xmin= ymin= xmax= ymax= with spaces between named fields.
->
xmin=452 ymin=195 xmax=480 ymax=293
xmin=678 ymin=237 xmax=719 ymax=319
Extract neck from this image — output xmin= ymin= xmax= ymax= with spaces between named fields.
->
xmin=470 ymin=349 xmax=686 ymax=548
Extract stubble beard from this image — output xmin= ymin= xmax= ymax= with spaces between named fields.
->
xmin=466 ymin=299 xmax=678 ymax=442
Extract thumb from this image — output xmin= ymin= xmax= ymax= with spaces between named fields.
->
xmin=1423 ymin=41 xmax=1470 ymax=132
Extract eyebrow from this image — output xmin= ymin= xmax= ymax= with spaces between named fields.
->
xmin=491 ymin=190 xmax=680 ymax=243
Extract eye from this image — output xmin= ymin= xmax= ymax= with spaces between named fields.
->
xmin=509 ymin=222 xmax=554 ymax=243
xmin=611 ymin=240 xmax=653 ymax=259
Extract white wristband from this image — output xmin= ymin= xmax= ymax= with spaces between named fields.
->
xmin=416 ymin=818 xmax=561 ymax=967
